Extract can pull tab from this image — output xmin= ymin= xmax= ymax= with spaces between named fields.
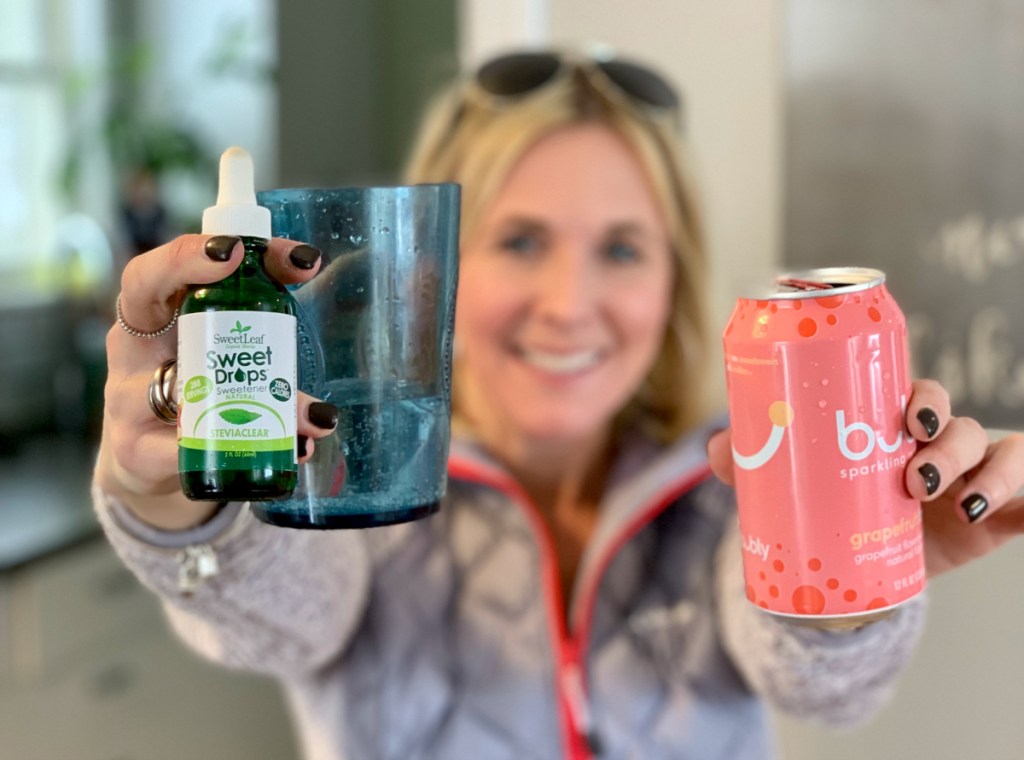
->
xmin=775 ymin=277 xmax=836 ymax=292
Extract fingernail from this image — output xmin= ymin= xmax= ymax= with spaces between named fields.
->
xmin=961 ymin=493 xmax=988 ymax=523
xmin=297 ymin=435 xmax=309 ymax=458
xmin=308 ymin=401 xmax=339 ymax=430
xmin=205 ymin=235 xmax=241 ymax=261
xmin=917 ymin=407 xmax=940 ymax=439
xmin=289 ymin=244 xmax=321 ymax=270
xmin=918 ymin=463 xmax=941 ymax=496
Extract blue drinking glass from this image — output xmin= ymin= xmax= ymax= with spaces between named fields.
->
xmin=254 ymin=184 xmax=460 ymax=528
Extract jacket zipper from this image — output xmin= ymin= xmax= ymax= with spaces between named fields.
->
xmin=505 ymin=481 xmax=595 ymax=758
xmin=449 ymin=459 xmax=592 ymax=759
xmin=572 ymin=467 xmax=714 ymax=642
xmin=449 ymin=457 xmax=713 ymax=759
xmin=562 ymin=638 xmax=602 ymax=756
xmin=568 ymin=465 xmax=713 ymax=748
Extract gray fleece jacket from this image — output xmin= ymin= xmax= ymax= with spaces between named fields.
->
xmin=93 ymin=423 xmax=926 ymax=760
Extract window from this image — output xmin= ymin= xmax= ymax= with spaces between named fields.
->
xmin=0 ymin=0 xmax=109 ymax=284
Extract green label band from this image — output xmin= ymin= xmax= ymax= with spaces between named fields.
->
xmin=179 ymin=437 xmax=295 ymax=452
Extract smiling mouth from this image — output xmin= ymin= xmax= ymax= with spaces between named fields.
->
xmin=518 ymin=348 xmax=603 ymax=374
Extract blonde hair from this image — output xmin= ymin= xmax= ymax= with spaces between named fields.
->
xmin=404 ymin=65 xmax=712 ymax=443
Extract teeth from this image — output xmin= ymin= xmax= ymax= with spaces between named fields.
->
xmin=520 ymin=349 xmax=601 ymax=374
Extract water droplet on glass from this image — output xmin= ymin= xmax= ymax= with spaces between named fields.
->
xmin=821 ymin=378 xmax=829 ymax=386
xmin=801 ymin=381 xmax=810 ymax=389
xmin=381 ymin=226 xmax=391 ymax=235
xmin=330 ymin=232 xmax=340 ymax=240
xmin=817 ymin=400 xmax=827 ymax=409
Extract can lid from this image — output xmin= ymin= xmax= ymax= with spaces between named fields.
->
xmin=745 ymin=267 xmax=886 ymax=300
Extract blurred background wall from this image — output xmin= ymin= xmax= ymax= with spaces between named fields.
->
xmin=785 ymin=0 xmax=1024 ymax=432
xmin=0 ymin=1 xmax=1021 ymax=758
xmin=779 ymin=2 xmax=1024 ymax=754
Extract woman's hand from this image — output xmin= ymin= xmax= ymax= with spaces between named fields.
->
xmin=899 ymin=380 xmax=1024 ymax=576
xmin=95 ymin=234 xmax=333 ymax=530
xmin=707 ymin=379 xmax=1024 ymax=578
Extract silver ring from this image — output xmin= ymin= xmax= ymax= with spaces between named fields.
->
xmin=117 ymin=295 xmax=179 ymax=339
xmin=148 ymin=359 xmax=179 ymax=425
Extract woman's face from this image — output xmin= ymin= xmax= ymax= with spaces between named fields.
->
xmin=455 ymin=122 xmax=674 ymax=448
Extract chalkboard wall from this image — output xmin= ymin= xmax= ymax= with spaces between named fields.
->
xmin=784 ymin=0 xmax=1024 ymax=429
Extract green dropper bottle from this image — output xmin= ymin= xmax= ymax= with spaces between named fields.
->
xmin=177 ymin=146 xmax=298 ymax=501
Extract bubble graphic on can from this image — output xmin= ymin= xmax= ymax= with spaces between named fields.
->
xmin=723 ymin=268 xmax=925 ymax=627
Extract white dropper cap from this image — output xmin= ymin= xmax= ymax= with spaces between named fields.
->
xmin=201 ymin=146 xmax=271 ymax=239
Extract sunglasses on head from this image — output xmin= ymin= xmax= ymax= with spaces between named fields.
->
xmin=471 ymin=50 xmax=683 ymax=128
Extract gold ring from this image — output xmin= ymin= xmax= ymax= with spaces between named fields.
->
xmin=117 ymin=295 xmax=179 ymax=339
xmin=147 ymin=359 xmax=179 ymax=425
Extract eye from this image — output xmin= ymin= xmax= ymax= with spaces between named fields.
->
xmin=604 ymin=239 xmax=642 ymax=264
xmin=498 ymin=232 xmax=543 ymax=256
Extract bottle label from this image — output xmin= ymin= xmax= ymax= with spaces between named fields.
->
xmin=177 ymin=311 xmax=297 ymax=460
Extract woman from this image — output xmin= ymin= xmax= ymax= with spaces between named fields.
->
xmin=94 ymin=51 xmax=1024 ymax=759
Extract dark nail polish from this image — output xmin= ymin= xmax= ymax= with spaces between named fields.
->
xmin=917 ymin=407 xmax=940 ymax=439
xmin=297 ymin=435 xmax=309 ymax=458
xmin=205 ymin=235 xmax=241 ymax=262
xmin=961 ymin=493 xmax=988 ymax=523
xmin=918 ymin=463 xmax=941 ymax=496
xmin=308 ymin=401 xmax=339 ymax=430
xmin=289 ymin=244 xmax=321 ymax=270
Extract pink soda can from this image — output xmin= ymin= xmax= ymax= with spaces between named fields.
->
xmin=723 ymin=267 xmax=924 ymax=627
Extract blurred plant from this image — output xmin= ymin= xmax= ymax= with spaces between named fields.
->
xmin=59 ymin=43 xmax=216 ymax=215
xmin=58 ymin=17 xmax=274 ymax=247
xmin=205 ymin=18 xmax=277 ymax=82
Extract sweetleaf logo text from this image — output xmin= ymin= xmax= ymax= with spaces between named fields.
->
xmin=208 ymin=324 xmax=273 ymax=385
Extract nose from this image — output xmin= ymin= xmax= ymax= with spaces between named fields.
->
xmin=534 ymin=244 xmax=598 ymax=325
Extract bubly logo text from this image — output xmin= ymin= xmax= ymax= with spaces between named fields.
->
xmin=835 ymin=396 xmax=908 ymax=462
xmin=735 ymin=396 xmax=910 ymax=472
xmin=742 ymin=534 xmax=771 ymax=562
xmin=733 ymin=400 xmax=794 ymax=471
